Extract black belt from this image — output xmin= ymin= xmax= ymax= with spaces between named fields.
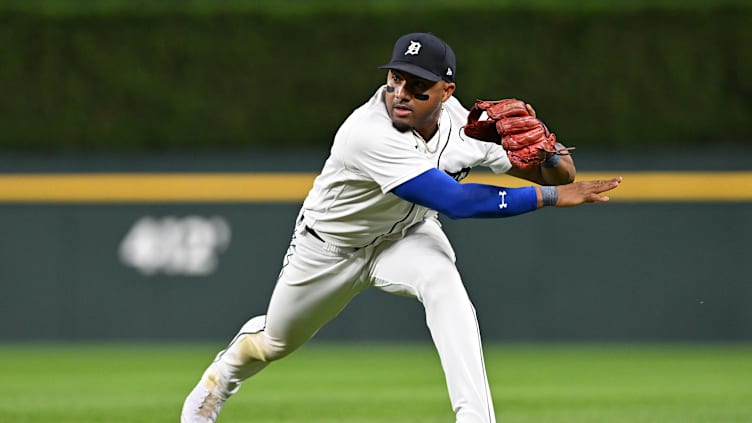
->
xmin=305 ymin=226 xmax=325 ymax=243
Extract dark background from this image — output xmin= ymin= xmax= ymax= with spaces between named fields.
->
xmin=1 ymin=1 xmax=750 ymax=152
xmin=1 ymin=1 xmax=750 ymax=342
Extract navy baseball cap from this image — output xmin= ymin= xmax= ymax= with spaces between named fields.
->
xmin=378 ymin=32 xmax=456 ymax=83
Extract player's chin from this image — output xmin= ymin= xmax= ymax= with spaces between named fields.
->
xmin=391 ymin=119 xmax=411 ymax=133
xmin=388 ymin=113 xmax=412 ymax=133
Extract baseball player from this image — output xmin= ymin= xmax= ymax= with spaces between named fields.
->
xmin=181 ymin=32 xmax=621 ymax=423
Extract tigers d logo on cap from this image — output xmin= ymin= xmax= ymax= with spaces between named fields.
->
xmin=378 ymin=32 xmax=456 ymax=83
xmin=404 ymin=41 xmax=423 ymax=56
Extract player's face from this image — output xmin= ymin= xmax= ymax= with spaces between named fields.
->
xmin=384 ymin=70 xmax=455 ymax=137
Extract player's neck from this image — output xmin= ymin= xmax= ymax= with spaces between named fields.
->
xmin=413 ymin=121 xmax=439 ymax=141
xmin=414 ymin=106 xmax=443 ymax=140
xmin=414 ymin=125 xmax=438 ymax=141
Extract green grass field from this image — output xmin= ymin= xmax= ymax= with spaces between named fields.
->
xmin=0 ymin=342 xmax=750 ymax=422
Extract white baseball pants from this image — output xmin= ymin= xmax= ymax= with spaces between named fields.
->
xmin=213 ymin=217 xmax=496 ymax=423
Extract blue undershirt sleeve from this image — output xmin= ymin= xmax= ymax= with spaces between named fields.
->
xmin=392 ymin=168 xmax=539 ymax=219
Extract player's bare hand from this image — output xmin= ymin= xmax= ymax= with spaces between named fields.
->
xmin=555 ymin=176 xmax=622 ymax=207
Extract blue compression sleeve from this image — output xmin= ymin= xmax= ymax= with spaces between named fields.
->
xmin=392 ymin=168 xmax=538 ymax=219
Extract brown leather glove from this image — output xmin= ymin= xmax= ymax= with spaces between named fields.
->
xmin=464 ymin=99 xmax=571 ymax=169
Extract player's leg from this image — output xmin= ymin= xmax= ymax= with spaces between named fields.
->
xmin=181 ymin=315 xmax=269 ymax=423
xmin=182 ymin=225 xmax=369 ymax=422
xmin=371 ymin=219 xmax=496 ymax=423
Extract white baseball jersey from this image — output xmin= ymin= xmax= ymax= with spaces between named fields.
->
xmin=302 ymin=85 xmax=512 ymax=247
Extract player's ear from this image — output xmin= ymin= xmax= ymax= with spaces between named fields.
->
xmin=442 ymin=82 xmax=456 ymax=102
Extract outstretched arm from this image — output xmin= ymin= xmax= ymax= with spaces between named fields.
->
xmin=392 ymin=168 xmax=620 ymax=219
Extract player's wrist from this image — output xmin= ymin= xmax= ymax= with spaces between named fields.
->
xmin=541 ymin=153 xmax=561 ymax=168
xmin=540 ymin=186 xmax=558 ymax=207
xmin=541 ymin=144 xmax=565 ymax=168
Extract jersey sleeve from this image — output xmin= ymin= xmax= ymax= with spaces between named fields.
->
xmin=483 ymin=144 xmax=513 ymax=174
xmin=444 ymin=96 xmax=512 ymax=174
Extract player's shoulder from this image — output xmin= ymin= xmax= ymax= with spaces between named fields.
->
xmin=341 ymin=87 xmax=393 ymax=133
xmin=334 ymin=87 xmax=403 ymax=151
xmin=443 ymin=95 xmax=470 ymax=115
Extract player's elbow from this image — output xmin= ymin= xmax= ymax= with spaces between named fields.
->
xmin=563 ymin=163 xmax=576 ymax=184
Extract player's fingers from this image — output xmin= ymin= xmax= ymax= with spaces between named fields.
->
xmin=525 ymin=103 xmax=536 ymax=117
xmin=586 ymin=193 xmax=610 ymax=203
xmin=588 ymin=177 xmax=622 ymax=194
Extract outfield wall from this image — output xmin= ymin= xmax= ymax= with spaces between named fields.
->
xmin=1 ymin=156 xmax=750 ymax=342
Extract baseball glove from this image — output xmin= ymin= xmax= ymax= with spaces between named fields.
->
xmin=464 ymin=98 xmax=573 ymax=169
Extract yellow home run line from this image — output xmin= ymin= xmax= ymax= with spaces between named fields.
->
xmin=0 ymin=171 xmax=750 ymax=203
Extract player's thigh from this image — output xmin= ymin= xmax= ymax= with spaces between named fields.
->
xmin=370 ymin=219 xmax=461 ymax=300
xmin=265 ymin=231 xmax=367 ymax=350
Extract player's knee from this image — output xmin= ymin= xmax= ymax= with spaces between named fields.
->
xmin=236 ymin=332 xmax=294 ymax=363
xmin=232 ymin=315 xmax=299 ymax=362
xmin=421 ymin=265 xmax=464 ymax=302
xmin=238 ymin=315 xmax=267 ymax=334
xmin=259 ymin=340 xmax=294 ymax=362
